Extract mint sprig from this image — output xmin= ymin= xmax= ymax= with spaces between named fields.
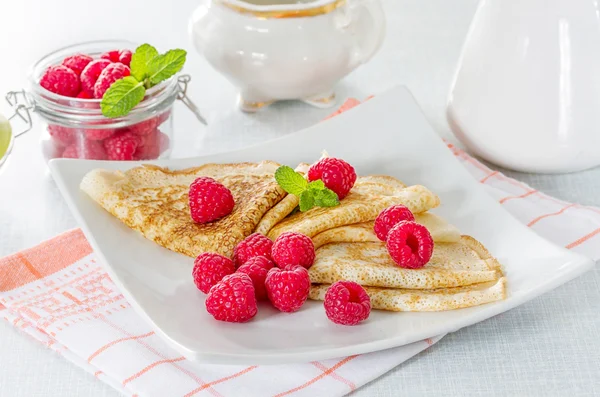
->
xmin=101 ymin=44 xmax=187 ymax=118
xmin=274 ymin=165 xmax=340 ymax=212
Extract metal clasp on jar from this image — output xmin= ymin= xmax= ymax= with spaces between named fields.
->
xmin=5 ymin=90 xmax=34 ymax=137
xmin=177 ymin=74 xmax=207 ymax=125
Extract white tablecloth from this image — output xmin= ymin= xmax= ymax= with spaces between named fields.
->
xmin=0 ymin=0 xmax=598 ymax=396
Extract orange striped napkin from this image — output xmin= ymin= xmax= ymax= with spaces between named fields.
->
xmin=2 ymin=99 xmax=600 ymax=397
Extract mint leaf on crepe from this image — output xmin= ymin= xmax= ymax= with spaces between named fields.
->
xmin=147 ymin=49 xmax=187 ymax=85
xmin=130 ymin=43 xmax=159 ymax=81
xmin=275 ymin=165 xmax=308 ymax=196
xmin=299 ymin=190 xmax=315 ymax=212
xmin=307 ymin=180 xmax=325 ymax=190
xmin=100 ymin=76 xmax=146 ymax=118
xmin=313 ymin=188 xmax=340 ymax=207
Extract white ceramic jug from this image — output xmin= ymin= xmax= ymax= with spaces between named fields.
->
xmin=189 ymin=0 xmax=385 ymax=112
xmin=448 ymin=0 xmax=600 ymax=173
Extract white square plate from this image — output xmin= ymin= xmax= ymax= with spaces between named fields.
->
xmin=49 ymin=86 xmax=594 ymax=365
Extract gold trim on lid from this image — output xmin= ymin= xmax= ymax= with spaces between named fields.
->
xmin=218 ymin=0 xmax=346 ymax=19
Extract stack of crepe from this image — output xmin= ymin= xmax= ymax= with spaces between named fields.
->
xmin=81 ymin=161 xmax=506 ymax=312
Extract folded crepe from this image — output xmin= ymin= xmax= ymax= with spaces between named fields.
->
xmin=311 ymin=212 xmax=461 ymax=249
xmin=256 ymin=173 xmax=418 ymax=236
xmin=80 ymin=161 xmax=286 ymax=258
xmin=309 ymin=277 xmax=506 ymax=312
xmin=267 ymin=181 xmax=440 ymax=239
xmin=308 ymin=237 xmax=502 ymax=289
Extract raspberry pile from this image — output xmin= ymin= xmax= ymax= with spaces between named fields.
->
xmin=39 ymin=48 xmax=171 ymax=160
xmin=192 ymin=231 xmax=316 ymax=323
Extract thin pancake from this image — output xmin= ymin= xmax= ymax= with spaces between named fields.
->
xmin=308 ymin=237 xmax=502 ymax=289
xmin=268 ymin=184 xmax=440 ymax=239
xmin=312 ymin=212 xmax=461 ymax=249
xmin=256 ymin=173 xmax=408 ymax=236
xmin=80 ymin=161 xmax=286 ymax=258
xmin=309 ymin=277 xmax=506 ymax=311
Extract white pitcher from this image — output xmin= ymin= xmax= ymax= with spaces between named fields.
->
xmin=189 ymin=0 xmax=385 ymax=112
xmin=448 ymin=0 xmax=600 ymax=173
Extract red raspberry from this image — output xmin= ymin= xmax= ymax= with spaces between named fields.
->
xmin=100 ymin=50 xmax=121 ymax=63
xmin=80 ymin=59 xmax=111 ymax=97
xmin=265 ymin=265 xmax=310 ymax=312
xmin=374 ymin=205 xmax=416 ymax=241
xmin=237 ymin=257 xmax=273 ymax=301
xmin=192 ymin=252 xmax=235 ymax=294
xmin=118 ymin=49 xmax=132 ymax=66
xmin=386 ymin=221 xmax=434 ymax=269
xmin=62 ymin=140 xmax=107 ymax=160
xmin=205 ymin=273 xmax=257 ymax=322
xmin=93 ymin=63 xmax=131 ymax=99
xmin=324 ymin=281 xmax=371 ymax=325
xmin=129 ymin=117 xmax=159 ymax=136
xmin=76 ymin=91 xmax=92 ymax=99
xmin=243 ymin=255 xmax=274 ymax=271
xmin=189 ymin=177 xmax=235 ymax=223
xmin=271 ymin=232 xmax=315 ymax=269
xmin=307 ymin=157 xmax=357 ymax=200
xmin=39 ymin=65 xmax=80 ymax=97
xmin=157 ymin=110 xmax=171 ymax=125
xmin=84 ymin=128 xmax=116 ymax=141
xmin=103 ymin=130 xmax=139 ymax=160
xmin=62 ymin=54 xmax=93 ymax=76
xmin=48 ymin=124 xmax=76 ymax=146
xmin=134 ymin=129 xmax=169 ymax=160
xmin=233 ymin=233 xmax=274 ymax=268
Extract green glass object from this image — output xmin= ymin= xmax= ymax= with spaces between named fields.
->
xmin=0 ymin=113 xmax=12 ymax=163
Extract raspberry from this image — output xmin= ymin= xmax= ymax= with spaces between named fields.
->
xmin=192 ymin=252 xmax=235 ymax=294
xmin=48 ymin=124 xmax=75 ymax=146
xmin=103 ymin=130 xmax=139 ymax=160
xmin=237 ymin=258 xmax=272 ymax=301
xmin=233 ymin=233 xmax=274 ymax=268
xmin=93 ymin=63 xmax=131 ymax=99
xmin=374 ymin=205 xmax=416 ymax=241
xmin=133 ymin=129 xmax=169 ymax=160
xmin=243 ymin=255 xmax=274 ymax=271
xmin=129 ymin=117 xmax=159 ymax=136
xmin=386 ymin=221 xmax=434 ymax=269
xmin=324 ymin=281 xmax=371 ymax=325
xmin=157 ymin=110 xmax=171 ymax=125
xmin=271 ymin=232 xmax=315 ymax=269
xmin=62 ymin=140 xmax=107 ymax=160
xmin=205 ymin=273 xmax=257 ymax=323
xmin=189 ymin=177 xmax=235 ymax=223
xmin=100 ymin=50 xmax=121 ymax=62
xmin=80 ymin=59 xmax=111 ymax=97
xmin=307 ymin=157 xmax=357 ymax=200
xmin=118 ymin=49 xmax=132 ymax=66
xmin=265 ymin=265 xmax=310 ymax=313
xmin=39 ymin=65 xmax=80 ymax=97
xmin=76 ymin=91 xmax=92 ymax=99
xmin=62 ymin=54 xmax=93 ymax=76
xmin=84 ymin=128 xmax=116 ymax=141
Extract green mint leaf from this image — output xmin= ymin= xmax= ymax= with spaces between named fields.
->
xmin=313 ymin=188 xmax=340 ymax=208
xmin=307 ymin=180 xmax=325 ymax=191
xmin=100 ymin=76 xmax=146 ymax=118
xmin=130 ymin=44 xmax=159 ymax=81
xmin=275 ymin=165 xmax=308 ymax=196
xmin=299 ymin=190 xmax=315 ymax=212
xmin=147 ymin=49 xmax=187 ymax=85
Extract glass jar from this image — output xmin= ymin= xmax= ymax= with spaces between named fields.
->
xmin=5 ymin=40 xmax=204 ymax=162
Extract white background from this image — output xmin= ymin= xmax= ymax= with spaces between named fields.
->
xmin=1 ymin=0 xmax=599 ymax=395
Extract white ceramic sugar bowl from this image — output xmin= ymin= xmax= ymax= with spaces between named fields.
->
xmin=189 ymin=0 xmax=385 ymax=112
